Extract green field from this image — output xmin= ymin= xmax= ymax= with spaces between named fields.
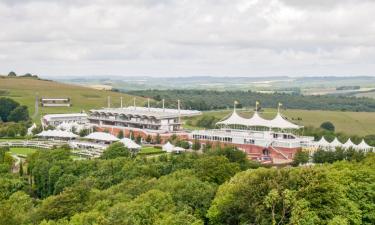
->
xmin=0 ymin=76 xmax=145 ymax=122
xmin=139 ymin=146 xmax=165 ymax=155
xmin=9 ymin=147 xmax=37 ymax=156
xmin=184 ymin=108 xmax=375 ymax=136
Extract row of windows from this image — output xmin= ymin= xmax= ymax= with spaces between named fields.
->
xmin=192 ymin=134 xmax=232 ymax=142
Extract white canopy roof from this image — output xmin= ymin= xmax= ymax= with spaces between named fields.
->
xmin=173 ymin=146 xmax=185 ymax=153
xmin=316 ymin=136 xmax=330 ymax=147
xmin=36 ymin=130 xmax=78 ymax=138
xmin=216 ymin=110 xmax=301 ymax=129
xmin=162 ymin=142 xmax=175 ymax=152
xmin=269 ymin=113 xmax=302 ymax=129
xmin=84 ymin=132 xmax=119 ymax=142
xmin=330 ymin=137 xmax=343 ymax=148
xmin=357 ymin=139 xmax=372 ymax=150
xmin=119 ymin=138 xmax=141 ymax=149
xmin=245 ymin=112 xmax=270 ymax=127
xmin=343 ymin=138 xmax=357 ymax=149
xmin=216 ymin=110 xmax=248 ymax=126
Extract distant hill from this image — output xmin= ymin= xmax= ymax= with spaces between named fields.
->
xmin=0 ymin=76 xmax=145 ymax=122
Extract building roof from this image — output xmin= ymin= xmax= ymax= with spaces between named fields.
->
xmin=245 ymin=111 xmax=270 ymax=127
xmin=84 ymin=132 xmax=119 ymax=142
xmin=316 ymin=136 xmax=330 ymax=147
xmin=357 ymin=139 xmax=373 ymax=150
xmin=330 ymin=137 xmax=343 ymax=148
xmin=216 ymin=110 xmax=301 ymax=129
xmin=36 ymin=130 xmax=79 ymax=138
xmin=269 ymin=113 xmax=302 ymax=129
xmin=343 ymin=138 xmax=357 ymax=149
xmin=119 ymin=138 xmax=141 ymax=149
xmin=43 ymin=113 xmax=88 ymax=120
xmin=89 ymin=107 xmax=201 ymax=119
xmin=216 ymin=110 xmax=248 ymax=126
xmin=162 ymin=142 xmax=175 ymax=152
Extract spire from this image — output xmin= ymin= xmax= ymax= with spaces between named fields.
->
xmin=234 ymin=100 xmax=238 ymax=112
xmin=107 ymin=96 xmax=111 ymax=108
xmin=278 ymin=102 xmax=282 ymax=114
xmin=255 ymin=101 xmax=260 ymax=112
xmin=120 ymin=97 xmax=123 ymax=108
xmin=147 ymin=98 xmax=150 ymax=111
xmin=178 ymin=99 xmax=181 ymax=124
xmin=133 ymin=97 xmax=136 ymax=110
xmin=162 ymin=99 xmax=165 ymax=112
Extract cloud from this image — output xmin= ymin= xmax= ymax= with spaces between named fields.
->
xmin=0 ymin=0 xmax=374 ymax=76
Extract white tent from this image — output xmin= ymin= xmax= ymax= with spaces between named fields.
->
xmin=162 ymin=142 xmax=175 ymax=153
xmin=269 ymin=113 xmax=301 ymax=129
xmin=356 ymin=139 xmax=373 ymax=151
xmin=216 ymin=110 xmax=248 ymax=126
xmin=173 ymin=146 xmax=186 ymax=153
xmin=330 ymin=137 xmax=343 ymax=149
xmin=343 ymin=138 xmax=357 ymax=149
xmin=315 ymin=137 xmax=330 ymax=149
xmin=36 ymin=130 xmax=78 ymax=139
xmin=27 ymin=123 xmax=37 ymax=135
xmin=84 ymin=132 xmax=119 ymax=142
xmin=216 ymin=110 xmax=301 ymax=130
xmin=245 ymin=112 xmax=270 ymax=127
xmin=119 ymin=138 xmax=141 ymax=149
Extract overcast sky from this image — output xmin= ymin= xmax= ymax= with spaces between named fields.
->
xmin=1 ymin=0 xmax=375 ymax=77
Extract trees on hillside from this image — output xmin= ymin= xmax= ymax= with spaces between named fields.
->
xmin=127 ymin=89 xmax=375 ymax=112
xmin=320 ymin=121 xmax=335 ymax=132
xmin=0 ymin=98 xmax=29 ymax=123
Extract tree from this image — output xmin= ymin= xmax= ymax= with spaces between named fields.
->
xmin=145 ymin=135 xmax=152 ymax=143
xmin=106 ymin=190 xmax=176 ymax=225
xmin=78 ymin=128 xmax=90 ymax=137
xmin=117 ymin=130 xmax=124 ymax=139
xmin=155 ymin=133 xmax=161 ymax=144
xmin=19 ymin=160 xmax=24 ymax=177
xmin=192 ymin=139 xmax=201 ymax=151
xmin=7 ymin=105 xmax=29 ymax=122
xmin=0 ymin=98 xmax=19 ymax=122
xmin=193 ymin=156 xmax=240 ymax=184
xmin=101 ymin=142 xmax=130 ymax=159
xmin=7 ymin=71 xmax=17 ymax=77
xmin=292 ymin=150 xmax=309 ymax=166
xmin=320 ymin=121 xmax=335 ymax=132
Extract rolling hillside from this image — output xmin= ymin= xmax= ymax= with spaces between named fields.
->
xmin=184 ymin=109 xmax=375 ymax=136
xmin=0 ymin=76 xmax=145 ymax=122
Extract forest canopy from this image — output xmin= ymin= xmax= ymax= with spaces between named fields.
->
xmin=127 ymin=89 xmax=375 ymax=112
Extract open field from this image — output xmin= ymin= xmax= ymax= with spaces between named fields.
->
xmin=9 ymin=147 xmax=37 ymax=156
xmin=0 ymin=77 xmax=146 ymax=122
xmin=184 ymin=108 xmax=375 ymax=136
xmin=139 ymin=146 xmax=165 ymax=155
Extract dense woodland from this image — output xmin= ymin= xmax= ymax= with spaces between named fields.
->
xmin=0 ymin=143 xmax=374 ymax=225
xmin=127 ymin=89 xmax=375 ymax=112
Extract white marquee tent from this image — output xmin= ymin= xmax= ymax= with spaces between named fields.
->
xmin=356 ymin=139 xmax=373 ymax=151
xmin=343 ymin=138 xmax=357 ymax=149
xmin=329 ymin=137 xmax=343 ymax=149
xmin=36 ymin=130 xmax=78 ymax=139
xmin=162 ymin=142 xmax=175 ymax=153
xmin=119 ymin=138 xmax=141 ymax=150
xmin=315 ymin=136 xmax=330 ymax=149
xmin=216 ymin=109 xmax=301 ymax=130
xmin=84 ymin=132 xmax=119 ymax=142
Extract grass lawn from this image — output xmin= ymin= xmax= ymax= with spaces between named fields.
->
xmin=139 ymin=146 xmax=165 ymax=155
xmin=0 ymin=77 xmax=146 ymax=122
xmin=184 ymin=108 xmax=375 ymax=136
xmin=9 ymin=147 xmax=38 ymax=156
